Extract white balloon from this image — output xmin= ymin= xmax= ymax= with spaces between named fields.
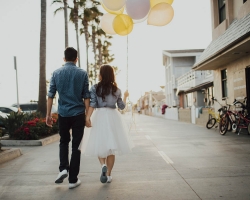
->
xmin=126 ymin=0 xmax=150 ymax=20
xmin=147 ymin=3 xmax=174 ymax=26
xmin=102 ymin=0 xmax=126 ymax=11
xmin=100 ymin=13 xmax=116 ymax=35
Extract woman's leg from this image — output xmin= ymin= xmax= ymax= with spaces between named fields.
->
xmin=98 ymin=157 xmax=106 ymax=166
xmin=106 ymin=155 xmax=115 ymax=176
xmin=98 ymin=157 xmax=108 ymax=183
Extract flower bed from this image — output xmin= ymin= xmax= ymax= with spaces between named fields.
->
xmin=0 ymin=112 xmax=59 ymax=140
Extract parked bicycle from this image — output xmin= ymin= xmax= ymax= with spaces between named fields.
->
xmin=219 ymin=97 xmax=249 ymax=135
xmin=206 ymin=97 xmax=230 ymax=130
xmin=231 ymin=98 xmax=250 ymax=135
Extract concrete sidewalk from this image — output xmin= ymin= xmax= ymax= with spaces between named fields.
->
xmin=0 ymin=113 xmax=250 ymax=200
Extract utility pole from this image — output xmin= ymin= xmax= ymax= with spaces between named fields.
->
xmin=14 ymin=56 xmax=20 ymax=109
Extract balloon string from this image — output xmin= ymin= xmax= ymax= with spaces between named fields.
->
xmin=126 ymin=35 xmax=130 ymax=104
xmin=126 ymin=35 xmax=128 ymax=91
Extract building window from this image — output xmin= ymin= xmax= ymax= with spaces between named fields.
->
xmin=221 ymin=69 xmax=227 ymax=98
xmin=243 ymin=0 xmax=247 ymax=3
xmin=218 ymin=0 xmax=226 ymax=24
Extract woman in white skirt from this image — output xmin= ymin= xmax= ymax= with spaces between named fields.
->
xmin=80 ymin=65 xmax=134 ymax=183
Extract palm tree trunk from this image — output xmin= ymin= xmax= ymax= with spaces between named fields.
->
xmin=73 ymin=0 xmax=81 ymax=68
xmin=97 ymin=39 xmax=102 ymax=66
xmin=92 ymin=26 xmax=97 ymax=83
xmin=38 ymin=0 xmax=47 ymax=117
xmin=83 ymin=22 xmax=89 ymax=75
xmin=63 ymin=0 xmax=68 ymax=47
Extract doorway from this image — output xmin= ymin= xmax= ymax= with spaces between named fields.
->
xmin=245 ymin=67 xmax=250 ymax=113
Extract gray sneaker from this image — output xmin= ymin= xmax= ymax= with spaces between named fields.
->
xmin=100 ymin=165 xmax=107 ymax=183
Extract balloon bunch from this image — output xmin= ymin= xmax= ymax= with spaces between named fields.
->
xmin=100 ymin=0 xmax=174 ymax=36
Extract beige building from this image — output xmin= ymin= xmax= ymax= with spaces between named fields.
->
xmin=193 ymin=0 xmax=250 ymax=112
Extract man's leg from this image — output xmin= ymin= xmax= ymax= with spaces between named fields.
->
xmin=58 ymin=115 xmax=71 ymax=172
xmin=68 ymin=114 xmax=84 ymax=183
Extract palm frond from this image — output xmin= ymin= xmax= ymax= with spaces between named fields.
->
xmin=51 ymin=0 xmax=63 ymax=5
xmin=54 ymin=7 xmax=64 ymax=15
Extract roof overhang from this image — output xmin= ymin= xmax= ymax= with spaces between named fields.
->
xmin=163 ymin=51 xmax=203 ymax=58
xmin=193 ymin=35 xmax=250 ymax=71
xmin=184 ymin=81 xmax=213 ymax=94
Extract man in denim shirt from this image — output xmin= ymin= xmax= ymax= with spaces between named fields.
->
xmin=46 ymin=47 xmax=90 ymax=189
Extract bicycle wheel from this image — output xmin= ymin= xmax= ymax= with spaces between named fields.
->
xmin=219 ymin=114 xmax=229 ymax=135
xmin=206 ymin=118 xmax=216 ymax=129
xmin=227 ymin=120 xmax=232 ymax=131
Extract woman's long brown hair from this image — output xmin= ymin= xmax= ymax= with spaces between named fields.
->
xmin=96 ymin=65 xmax=118 ymax=100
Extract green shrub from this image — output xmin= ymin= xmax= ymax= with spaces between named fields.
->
xmin=1 ymin=112 xmax=26 ymax=137
xmin=1 ymin=112 xmax=59 ymax=140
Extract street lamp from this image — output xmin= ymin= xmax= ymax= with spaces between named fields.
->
xmin=14 ymin=56 xmax=20 ymax=109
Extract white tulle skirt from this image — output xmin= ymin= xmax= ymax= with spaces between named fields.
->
xmin=79 ymin=108 xmax=134 ymax=158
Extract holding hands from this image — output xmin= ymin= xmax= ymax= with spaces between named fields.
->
xmin=85 ymin=117 xmax=91 ymax=128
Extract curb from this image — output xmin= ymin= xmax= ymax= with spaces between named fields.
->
xmin=0 ymin=148 xmax=22 ymax=164
xmin=1 ymin=134 xmax=60 ymax=146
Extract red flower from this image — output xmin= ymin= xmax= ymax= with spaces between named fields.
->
xmin=24 ymin=127 xmax=30 ymax=134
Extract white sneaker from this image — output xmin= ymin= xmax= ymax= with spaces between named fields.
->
xmin=107 ymin=176 xmax=112 ymax=183
xmin=69 ymin=179 xmax=81 ymax=189
xmin=55 ymin=169 xmax=68 ymax=184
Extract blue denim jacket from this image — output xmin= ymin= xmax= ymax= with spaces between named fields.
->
xmin=90 ymin=85 xmax=125 ymax=110
xmin=48 ymin=62 xmax=90 ymax=117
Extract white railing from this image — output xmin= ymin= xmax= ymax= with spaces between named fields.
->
xmin=177 ymin=71 xmax=196 ymax=88
xmin=177 ymin=70 xmax=214 ymax=90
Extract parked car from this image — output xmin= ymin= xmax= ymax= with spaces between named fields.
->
xmin=0 ymin=111 xmax=7 ymax=128
xmin=11 ymin=103 xmax=58 ymax=114
xmin=0 ymin=106 xmax=19 ymax=114
xmin=0 ymin=107 xmax=19 ymax=128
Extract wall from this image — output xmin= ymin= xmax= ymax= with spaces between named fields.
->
xmin=164 ymin=107 xmax=178 ymax=120
xmin=213 ymin=55 xmax=250 ymax=110
xmin=178 ymin=108 xmax=191 ymax=123
xmin=173 ymin=57 xmax=196 ymax=78
xmin=211 ymin=0 xmax=250 ymax=40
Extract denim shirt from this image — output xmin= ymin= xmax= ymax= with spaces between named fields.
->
xmin=90 ymin=85 xmax=125 ymax=110
xmin=47 ymin=62 xmax=90 ymax=117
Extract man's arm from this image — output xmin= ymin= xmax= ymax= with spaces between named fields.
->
xmin=46 ymin=97 xmax=53 ymax=127
xmin=46 ymin=72 xmax=57 ymax=127
xmin=84 ymin=98 xmax=90 ymax=114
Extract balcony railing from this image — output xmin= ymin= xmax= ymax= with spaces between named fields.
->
xmin=177 ymin=71 xmax=196 ymax=88
xmin=177 ymin=70 xmax=213 ymax=89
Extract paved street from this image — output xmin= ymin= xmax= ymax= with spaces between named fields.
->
xmin=1 ymin=113 xmax=250 ymax=200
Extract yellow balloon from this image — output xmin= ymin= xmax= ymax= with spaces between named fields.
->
xmin=150 ymin=0 xmax=174 ymax=7
xmin=101 ymin=2 xmax=124 ymax=15
xmin=147 ymin=3 xmax=174 ymax=26
xmin=113 ymin=14 xmax=133 ymax=36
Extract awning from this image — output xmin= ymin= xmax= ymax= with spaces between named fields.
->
xmin=183 ymin=81 xmax=213 ymax=94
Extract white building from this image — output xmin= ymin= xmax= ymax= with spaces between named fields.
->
xmin=162 ymin=49 xmax=204 ymax=107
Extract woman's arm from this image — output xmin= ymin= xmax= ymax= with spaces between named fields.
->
xmin=85 ymin=106 xmax=94 ymax=127
xmin=123 ymin=90 xmax=129 ymax=104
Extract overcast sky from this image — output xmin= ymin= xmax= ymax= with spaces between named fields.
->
xmin=0 ymin=0 xmax=212 ymax=106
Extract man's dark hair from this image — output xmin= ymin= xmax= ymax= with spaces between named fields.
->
xmin=64 ymin=47 xmax=77 ymax=61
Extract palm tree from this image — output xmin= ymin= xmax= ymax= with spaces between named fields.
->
xmin=69 ymin=0 xmax=81 ymax=68
xmin=38 ymin=0 xmax=47 ymax=116
xmin=52 ymin=0 xmax=69 ymax=48
xmin=102 ymin=38 xmax=115 ymax=64
xmin=79 ymin=2 xmax=102 ymax=76
xmin=96 ymin=28 xmax=106 ymax=68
